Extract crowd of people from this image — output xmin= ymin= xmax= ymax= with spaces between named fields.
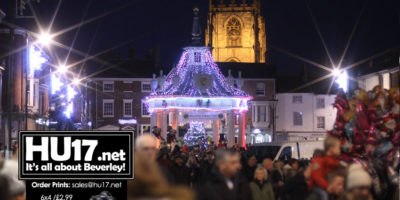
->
xmin=131 ymin=134 xmax=399 ymax=200
xmin=0 ymin=134 xmax=398 ymax=200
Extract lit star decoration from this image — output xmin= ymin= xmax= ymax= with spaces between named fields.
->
xmin=145 ymin=46 xmax=252 ymax=112
xmin=29 ymin=45 xmax=48 ymax=76
xmin=64 ymin=85 xmax=77 ymax=118
xmin=334 ymin=70 xmax=348 ymax=92
xmin=51 ymin=74 xmax=64 ymax=95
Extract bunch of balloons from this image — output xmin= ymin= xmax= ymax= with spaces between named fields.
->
xmin=329 ymin=86 xmax=399 ymax=197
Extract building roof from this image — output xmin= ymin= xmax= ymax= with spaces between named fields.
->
xmin=150 ymin=46 xmax=250 ymax=97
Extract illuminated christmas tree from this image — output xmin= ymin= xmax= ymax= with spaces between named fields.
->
xmin=183 ymin=122 xmax=208 ymax=147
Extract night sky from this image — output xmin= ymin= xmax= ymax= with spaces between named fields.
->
xmin=1 ymin=0 xmax=399 ymax=75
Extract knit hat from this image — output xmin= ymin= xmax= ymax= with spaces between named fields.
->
xmin=346 ymin=163 xmax=372 ymax=189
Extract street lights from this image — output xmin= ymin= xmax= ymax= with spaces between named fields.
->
xmin=38 ymin=32 xmax=53 ymax=47
xmin=57 ymin=64 xmax=67 ymax=74
xmin=332 ymin=68 xmax=348 ymax=93
xmin=72 ymin=78 xmax=80 ymax=86
xmin=269 ymin=96 xmax=278 ymax=142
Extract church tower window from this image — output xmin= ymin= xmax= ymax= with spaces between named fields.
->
xmin=226 ymin=17 xmax=241 ymax=47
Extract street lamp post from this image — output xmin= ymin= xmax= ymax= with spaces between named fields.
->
xmin=269 ymin=96 xmax=278 ymax=142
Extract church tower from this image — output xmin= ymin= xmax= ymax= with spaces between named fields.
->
xmin=205 ymin=0 xmax=267 ymax=63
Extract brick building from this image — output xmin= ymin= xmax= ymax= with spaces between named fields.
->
xmin=86 ymin=57 xmax=157 ymax=134
xmin=86 ymin=56 xmax=276 ymax=145
xmin=0 ymin=28 xmax=50 ymax=147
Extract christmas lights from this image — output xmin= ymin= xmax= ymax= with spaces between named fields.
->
xmin=145 ymin=46 xmax=251 ymax=112
xmin=183 ymin=121 xmax=209 ymax=147
xmin=64 ymin=85 xmax=77 ymax=118
xmin=146 ymin=97 xmax=249 ymax=113
xmin=144 ymin=46 xmax=252 ymax=147
xmin=29 ymin=45 xmax=48 ymax=76
xmin=51 ymin=74 xmax=64 ymax=94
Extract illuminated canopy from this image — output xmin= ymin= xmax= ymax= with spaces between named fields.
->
xmin=145 ymin=46 xmax=252 ymax=113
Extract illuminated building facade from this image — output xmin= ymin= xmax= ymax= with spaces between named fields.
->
xmin=0 ymin=29 xmax=50 ymax=146
xmin=205 ymin=0 xmax=267 ymax=63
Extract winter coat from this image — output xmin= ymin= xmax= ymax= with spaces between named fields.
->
xmin=309 ymin=155 xmax=340 ymax=190
xmin=281 ymin=172 xmax=309 ymax=200
xmin=250 ymin=181 xmax=275 ymax=200
xmin=271 ymin=169 xmax=284 ymax=199
xmin=242 ymin=165 xmax=257 ymax=182
xmin=199 ymin=161 xmax=214 ymax=183
xmin=170 ymin=164 xmax=190 ymax=186
xmin=338 ymin=191 xmax=373 ymax=200
xmin=196 ymin=166 xmax=253 ymax=200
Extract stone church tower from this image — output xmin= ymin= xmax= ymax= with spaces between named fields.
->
xmin=205 ymin=0 xmax=267 ymax=63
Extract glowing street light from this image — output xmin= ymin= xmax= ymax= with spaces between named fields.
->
xmin=72 ymin=78 xmax=80 ymax=85
xmin=332 ymin=68 xmax=341 ymax=77
xmin=333 ymin=69 xmax=348 ymax=92
xmin=38 ymin=32 xmax=53 ymax=46
xmin=58 ymin=64 xmax=67 ymax=74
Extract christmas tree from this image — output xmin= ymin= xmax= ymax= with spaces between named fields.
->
xmin=183 ymin=122 xmax=208 ymax=147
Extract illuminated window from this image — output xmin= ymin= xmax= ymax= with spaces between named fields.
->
xmin=103 ymin=99 xmax=114 ymax=117
xmin=142 ymin=103 xmax=150 ymax=117
xmin=293 ymin=112 xmax=303 ymax=126
xmin=226 ymin=17 xmax=241 ymax=47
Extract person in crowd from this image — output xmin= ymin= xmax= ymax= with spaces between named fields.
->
xmin=152 ymin=127 xmax=165 ymax=148
xmin=339 ymin=164 xmax=373 ymax=200
xmin=281 ymin=165 xmax=311 ymax=200
xmin=307 ymin=170 xmax=345 ymax=200
xmin=271 ymin=160 xmax=285 ymax=199
xmin=263 ymin=158 xmax=274 ymax=177
xmin=242 ymin=155 xmax=258 ymax=181
xmin=187 ymin=152 xmax=201 ymax=187
xmin=170 ymin=155 xmax=190 ymax=186
xmin=218 ymin=139 xmax=227 ymax=148
xmin=1 ymin=174 xmax=25 ymax=200
xmin=196 ymin=149 xmax=252 ymax=200
xmin=283 ymin=159 xmax=299 ymax=179
xmin=128 ymin=153 xmax=194 ymax=200
xmin=158 ymin=152 xmax=172 ymax=170
xmin=250 ymin=166 xmax=275 ymax=200
xmin=200 ymin=151 xmax=215 ymax=182
xmin=0 ymin=174 xmax=10 ymax=200
xmin=136 ymin=134 xmax=174 ymax=183
xmin=136 ymin=134 xmax=159 ymax=161
xmin=309 ymin=137 xmax=341 ymax=191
